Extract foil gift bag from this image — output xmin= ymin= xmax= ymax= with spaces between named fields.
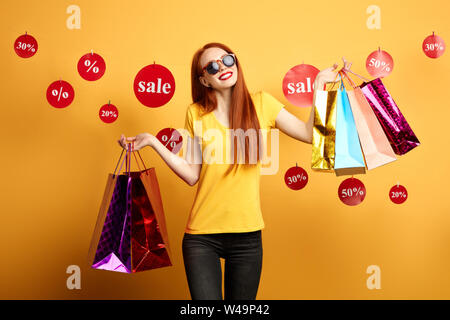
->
xmin=311 ymin=87 xmax=338 ymax=171
xmin=88 ymin=144 xmax=172 ymax=273
xmin=334 ymin=76 xmax=366 ymax=176
xmin=341 ymin=70 xmax=397 ymax=170
xmin=360 ymin=78 xmax=420 ymax=155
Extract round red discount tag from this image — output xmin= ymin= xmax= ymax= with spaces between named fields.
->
xmin=134 ymin=63 xmax=175 ymax=108
xmin=46 ymin=80 xmax=75 ymax=108
xmin=389 ymin=184 xmax=408 ymax=204
xmin=422 ymin=32 xmax=445 ymax=59
xmin=338 ymin=177 xmax=366 ymax=206
xmin=99 ymin=102 xmax=118 ymax=123
xmin=284 ymin=165 xmax=308 ymax=190
xmin=156 ymin=128 xmax=183 ymax=153
xmin=366 ymin=49 xmax=393 ymax=78
xmin=77 ymin=52 xmax=106 ymax=81
xmin=14 ymin=33 xmax=38 ymax=58
xmin=282 ymin=64 xmax=320 ymax=108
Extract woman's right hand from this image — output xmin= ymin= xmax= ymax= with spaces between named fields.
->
xmin=117 ymin=133 xmax=153 ymax=151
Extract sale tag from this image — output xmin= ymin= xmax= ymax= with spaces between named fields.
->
xmin=46 ymin=80 xmax=75 ymax=108
xmin=338 ymin=177 xmax=366 ymax=206
xmin=389 ymin=184 xmax=408 ymax=204
xmin=366 ymin=48 xmax=393 ymax=78
xmin=99 ymin=102 xmax=118 ymax=123
xmin=14 ymin=33 xmax=38 ymax=58
xmin=77 ymin=52 xmax=106 ymax=81
xmin=134 ymin=63 xmax=175 ymax=108
xmin=422 ymin=32 xmax=445 ymax=59
xmin=282 ymin=64 xmax=320 ymax=108
xmin=156 ymin=128 xmax=183 ymax=153
xmin=284 ymin=165 xmax=308 ymax=190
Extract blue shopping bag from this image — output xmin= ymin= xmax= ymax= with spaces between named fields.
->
xmin=334 ymin=78 xmax=366 ymax=176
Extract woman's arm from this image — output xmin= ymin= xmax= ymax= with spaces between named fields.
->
xmin=274 ymin=60 xmax=350 ymax=144
xmin=274 ymin=75 xmax=326 ymax=144
xmin=119 ymin=133 xmax=202 ymax=186
xmin=147 ymin=135 xmax=202 ymax=186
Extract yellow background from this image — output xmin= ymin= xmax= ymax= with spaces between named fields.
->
xmin=1 ymin=0 xmax=449 ymax=299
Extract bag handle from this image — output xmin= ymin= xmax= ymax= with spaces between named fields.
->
xmin=113 ymin=142 xmax=150 ymax=177
xmin=340 ymin=69 xmax=357 ymax=88
xmin=345 ymin=69 xmax=370 ymax=82
xmin=113 ymin=148 xmax=128 ymax=177
xmin=135 ymin=150 xmax=149 ymax=175
xmin=324 ymin=70 xmax=342 ymax=91
xmin=340 ymin=69 xmax=371 ymax=88
xmin=128 ymin=142 xmax=149 ymax=175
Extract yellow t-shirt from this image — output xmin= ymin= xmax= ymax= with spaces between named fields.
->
xmin=183 ymin=90 xmax=285 ymax=234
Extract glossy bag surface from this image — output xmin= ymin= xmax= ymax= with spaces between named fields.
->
xmin=88 ymin=146 xmax=172 ymax=273
xmin=334 ymin=82 xmax=366 ymax=176
xmin=360 ymin=78 xmax=420 ymax=155
xmin=311 ymin=89 xmax=338 ymax=171
xmin=341 ymin=70 xmax=397 ymax=170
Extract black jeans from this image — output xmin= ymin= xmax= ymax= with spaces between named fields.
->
xmin=182 ymin=230 xmax=263 ymax=300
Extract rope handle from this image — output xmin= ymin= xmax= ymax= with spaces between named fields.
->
xmin=344 ymin=69 xmax=370 ymax=82
xmin=340 ymin=70 xmax=357 ymax=88
xmin=113 ymin=141 xmax=150 ymax=176
xmin=327 ymin=69 xmax=344 ymax=91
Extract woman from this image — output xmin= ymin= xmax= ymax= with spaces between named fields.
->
xmin=118 ymin=42 xmax=352 ymax=300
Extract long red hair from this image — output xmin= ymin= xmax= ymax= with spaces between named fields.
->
xmin=191 ymin=42 xmax=262 ymax=175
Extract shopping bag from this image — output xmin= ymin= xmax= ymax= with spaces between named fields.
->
xmin=87 ymin=143 xmax=172 ymax=273
xmin=334 ymin=74 xmax=366 ymax=176
xmin=311 ymin=76 xmax=339 ymax=171
xmin=340 ymin=70 xmax=397 ymax=170
xmin=360 ymin=77 xmax=420 ymax=155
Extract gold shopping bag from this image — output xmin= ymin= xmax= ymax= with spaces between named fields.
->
xmin=311 ymin=85 xmax=338 ymax=171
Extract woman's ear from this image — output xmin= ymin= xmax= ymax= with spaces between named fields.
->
xmin=199 ymin=76 xmax=210 ymax=88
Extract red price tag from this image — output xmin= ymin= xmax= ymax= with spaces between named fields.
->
xmin=284 ymin=165 xmax=308 ymax=190
xmin=366 ymin=49 xmax=393 ymax=78
xmin=99 ymin=103 xmax=118 ymax=123
xmin=422 ymin=32 xmax=445 ymax=59
xmin=77 ymin=52 xmax=106 ymax=81
xmin=14 ymin=33 xmax=38 ymax=58
xmin=389 ymin=184 xmax=408 ymax=204
xmin=156 ymin=128 xmax=183 ymax=153
xmin=46 ymin=80 xmax=75 ymax=108
xmin=133 ymin=63 xmax=175 ymax=108
xmin=338 ymin=178 xmax=366 ymax=206
xmin=282 ymin=64 xmax=320 ymax=108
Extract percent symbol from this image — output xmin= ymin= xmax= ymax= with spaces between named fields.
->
xmin=389 ymin=184 xmax=408 ymax=204
xmin=78 ymin=52 xmax=106 ymax=81
xmin=52 ymin=87 xmax=69 ymax=101
xmin=284 ymin=165 xmax=308 ymax=190
xmin=85 ymin=59 xmax=100 ymax=73
xmin=156 ymin=128 xmax=183 ymax=153
xmin=46 ymin=80 xmax=74 ymax=108
xmin=27 ymin=43 xmax=35 ymax=52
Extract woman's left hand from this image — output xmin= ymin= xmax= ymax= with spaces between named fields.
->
xmin=316 ymin=57 xmax=353 ymax=85
xmin=118 ymin=133 xmax=152 ymax=151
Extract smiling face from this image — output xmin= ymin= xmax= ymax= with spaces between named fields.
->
xmin=198 ymin=47 xmax=238 ymax=90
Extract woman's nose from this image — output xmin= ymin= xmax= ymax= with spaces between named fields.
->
xmin=218 ymin=60 xmax=228 ymax=70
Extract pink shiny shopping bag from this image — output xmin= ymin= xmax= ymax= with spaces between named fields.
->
xmin=360 ymin=77 xmax=420 ymax=155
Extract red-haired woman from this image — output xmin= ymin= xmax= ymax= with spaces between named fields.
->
xmin=119 ymin=42 xmax=352 ymax=300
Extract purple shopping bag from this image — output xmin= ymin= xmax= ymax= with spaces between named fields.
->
xmin=87 ymin=143 xmax=172 ymax=273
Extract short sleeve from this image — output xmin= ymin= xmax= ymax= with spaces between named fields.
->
xmin=260 ymin=91 xmax=285 ymax=128
xmin=184 ymin=105 xmax=195 ymax=139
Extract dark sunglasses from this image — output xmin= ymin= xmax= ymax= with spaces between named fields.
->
xmin=202 ymin=53 xmax=236 ymax=75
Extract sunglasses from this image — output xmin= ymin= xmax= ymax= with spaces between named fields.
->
xmin=202 ymin=53 xmax=236 ymax=75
